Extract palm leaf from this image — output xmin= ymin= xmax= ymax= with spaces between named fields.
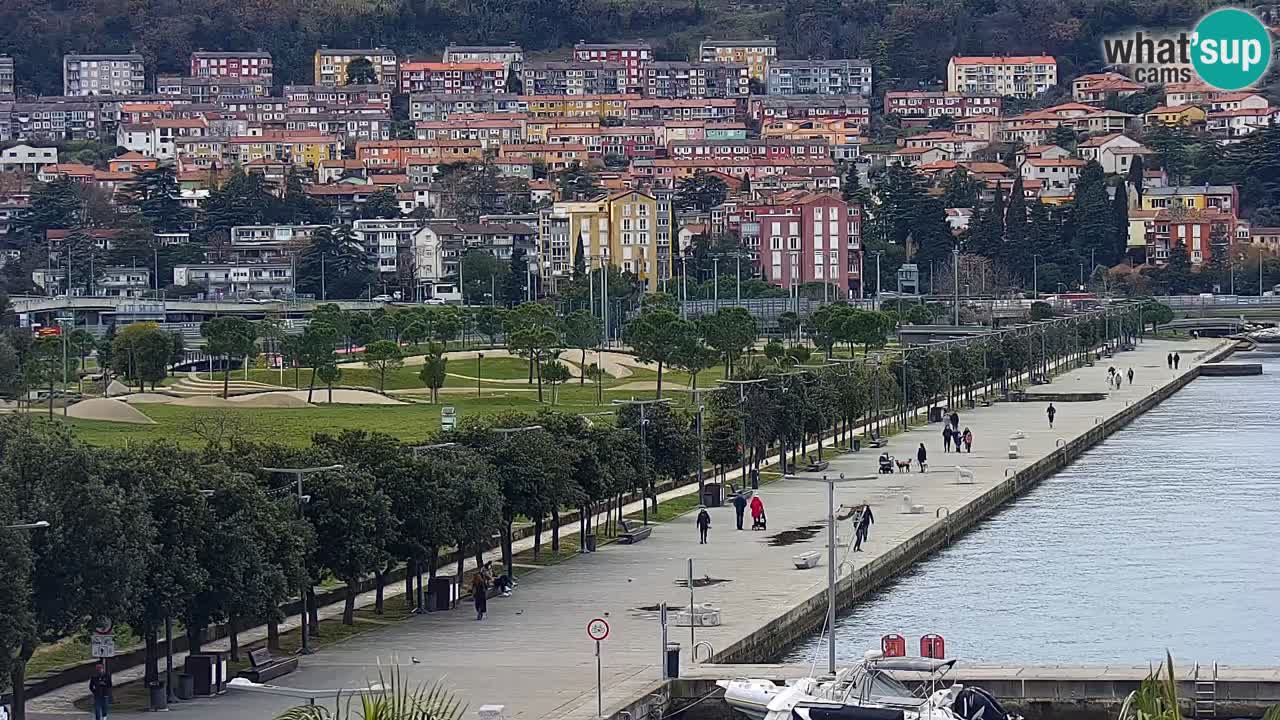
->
xmin=273 ymin=663 xmax=466 ymax=720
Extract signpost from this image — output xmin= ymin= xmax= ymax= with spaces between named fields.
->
xmin=441 ymin=406 xmax=457 ymax=431
xmin=92 ymin=618 xmax=115 ymax=669
xmin=587 ymin=618 xmax=610 ymax=717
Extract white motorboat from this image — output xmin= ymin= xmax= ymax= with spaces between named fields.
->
xmin=718 ymin=653 xmax=1019 ymax=720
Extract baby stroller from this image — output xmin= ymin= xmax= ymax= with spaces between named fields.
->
xmin=878 ymin=453 xmax=895 ymax=474
xmin=752 ymin=511 xmax=767 ymax=530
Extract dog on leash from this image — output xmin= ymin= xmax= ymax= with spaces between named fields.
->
xmin=895 ymin=458 xmax=912 ymax=472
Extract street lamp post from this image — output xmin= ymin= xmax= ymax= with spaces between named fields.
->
xmin=952 ymin=246 xmax=960 ymax=325
xmin=258 ymin=464 xmax=343 ymax=654
xmin=476 ymin=353 xmax=483 ymax=398
xmin=56 ymin=316 xmax=72 ymax=416
xmin=712 ymin=257 xmax=720 ymax=312
xmin=782 ymin=473 xmax=857 ymax=675
xmin=1032 ymin=254 xmax=1039 ymax=300
xmin=612 ymin=398 xmax=671 ymax=523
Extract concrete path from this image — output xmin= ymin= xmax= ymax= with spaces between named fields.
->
xmin=28 ymin=338 xmax=1223 ymax=720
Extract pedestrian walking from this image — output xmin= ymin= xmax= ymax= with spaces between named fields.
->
xmin=942 ymin=424 xmax=953 ymax=452
xmin=732 ymin=490 xmax=747 ymax=530
xmin=696 ymin=506 xmax=711 ymax=544
xmin=855 ymin=502 xmax=875 ymax=551
xmin=1046 ymin=403 xmax=1057 ymax=428
xmin=962 ymin=427 xmax=973 ymax=453
xmin=750 ymin=495 xmax=766 ymax=530
xmin=1167 ymin=353 xmax=1173 ymax=369
xmin=471 ymin=569 xmax=489 ymax=620
xmin=1174 ymin=352 xmax=1181 ymax=370
xmin=916 ymin=443 xmax=928 ymax=472
xmin=1127 ymin=368 xmax=1134 ymax=385
xmin=949 ymin=410 xmax=960 ymax=429
xmin=90 ymin=663 xmax=112 ymax=720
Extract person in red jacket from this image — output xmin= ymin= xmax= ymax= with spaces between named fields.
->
xmin=749 ymin=495 xmax=766 ymax=530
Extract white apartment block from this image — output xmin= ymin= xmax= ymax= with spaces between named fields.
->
xmin=0 ymin=55 xmax=14 ymax=95
xmin=947 ymin=55 xmax=1057 ymax=99
xmin=0 ymin=145 xmax=58 ymax=173
xmin=442 ymin=43 xmax=525 ymax=73
xmin=63 ymin=54 xmax=146 ymax=96
xmin=174 ymin=262 xmax=294 ymax=298
xmin=354 ymin=218 xmax=424 ymax=276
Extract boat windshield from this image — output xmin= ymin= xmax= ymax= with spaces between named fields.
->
xmin=865 ymin=670 xmax=915 ymax=701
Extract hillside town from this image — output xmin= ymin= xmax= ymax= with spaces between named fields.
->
xmin=0 ymin=42 xmax=1278 ymax=301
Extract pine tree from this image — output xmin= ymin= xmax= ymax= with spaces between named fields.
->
xmin=842 ymin=164 xmax=862 ymax=203
xmin=572 ymin=234 xmax=586 ymax=278
xmin=940 ymin=167 xmax=978 ymax=208
xmin=1126 ymin=155 xmax=1146 ymax=201
xmin=966 ymin=184 xmax=1005 ymax=258
xmin=1110 ymin=181 xmax=1131 ymax=265
xmin=1071 ymin=161 xmax=1112 ymax=267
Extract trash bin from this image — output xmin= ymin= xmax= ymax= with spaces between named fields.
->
xmin=749 ymin=468 xmax=759 ymax=490
xmin=584 ymin=533 xmax=597 ymax=552
xmin=665 ymin=642 xmax=680 ymax=679
xmin=852 ymin=437 xmax=861 ymax=452
xmin=928 ymin=407 xmax=944 ymax=423
xmin=176 ymin=673 xmax=194 ymax=701
xmin=701 ymin=482 xmax=723 ymax=507
xmin=149 ymin=681 xmax=168 ymax=711
xmin=184 ymin=651 xmax=227 ymax=696
xmin=428 ymin=577 xmax=454 ymax=611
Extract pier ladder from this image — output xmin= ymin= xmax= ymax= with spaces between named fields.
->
xmin=1193 ymin=662 xmax=1218 ymax=718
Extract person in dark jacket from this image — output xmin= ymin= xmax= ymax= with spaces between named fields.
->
xmin=1174 ymin=352 xmax=1181 ymax=370
xmin=1167 ymin=353 xmax=1173 ymax=369
xmin=942 ymin=424 xmax=953 ymax=452
xmin=1127 ymin=367 xmax=1134 ymax=385
xmin=949 ymin=411 xmax=959 ymax=429
xmin=471 ymin=571 xmax=489 ymax=621
xmin=732 ymin=491 xmax=748 ymax=530
xmin=916 ymin=443 xmax=928 ymax=471
xmin=1046 ymin=403 xmax=1057 ymax=428
xmin=90 ymin=664 xmax=112 ymax=720
xmin=696 ymin=506 xmax=711 ymax=544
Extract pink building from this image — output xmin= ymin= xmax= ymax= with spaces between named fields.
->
xmin=572 ymin=42 xmax=652 ymax=93
xmin=742 ymin=191 xmax=862 ymax=295
xmin=190 ymin=51 xmax=273 ymax=79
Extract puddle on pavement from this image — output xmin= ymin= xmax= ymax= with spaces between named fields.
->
xmin=766 ymin=525 xmax=824 ymax=546
xmin=675 ymin=576 xmax=732 ymax=588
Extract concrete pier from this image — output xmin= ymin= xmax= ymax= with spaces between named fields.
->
xmin=34 ymin=338 xmax=1237 ymax=720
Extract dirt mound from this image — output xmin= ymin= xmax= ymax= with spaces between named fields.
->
xmin=120 ymin=393 xmax=180 ymax=404
xmin=227 ymin=392 xmax=314 ymax=408
xmin=105 ymin=380 xmax=133 ymax=397
xmin=270 ymin=388 xmax=406 ymax=405
xmin=66 ymin=398 xmax=156 ymax=424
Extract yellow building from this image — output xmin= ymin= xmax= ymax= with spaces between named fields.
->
xmin=525 ymin=118 xmax=600 ymax=143
xmin=314 ymin=47 xmax=399 ymax=87
xmin=1144 ymin=105 xmax=1207 ymax=127
xmin=520 ymin=94 xmax=634 ymax=119
xmin=540 ymin=190 xmax=666 ymax=291
xmin=699 ymin=39 xmax=776 ymax=81
xmin=1139 ymin=185 xmax=1237 ymax=213
xmin=284 ymin=134 xmax=342 ymax=167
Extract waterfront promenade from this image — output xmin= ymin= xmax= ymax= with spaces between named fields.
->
xmin=32 ymin=337 xmax=1225 ymax=720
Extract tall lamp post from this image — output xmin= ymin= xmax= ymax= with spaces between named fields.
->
xmin=56 ymin=316 xmax=72 ymax=416
xmin=476 ymin=353 xmax=484 ymax=398
xmin=782 ymin=473 xmax=859 ymax=675
xmin=258 ymin=464 xmax=344 ymax=655
xmin=1032 ymin=254 xmax=1040 ymax=300
xmin=612 ymin=398 xmax=671 ymax=523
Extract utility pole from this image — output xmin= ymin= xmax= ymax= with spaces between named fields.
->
xmin=258 ymin=464 xmax=344 ymax=654
xmin=1033 ymin=254 xmax=1039 ymax=300
xmin=712 ymin=257 xmax=720 ymax=312
xmin=873 ymin=251 xmax=883 ymax=310
xmin=952 ymin=246 xmax=960 ymax=325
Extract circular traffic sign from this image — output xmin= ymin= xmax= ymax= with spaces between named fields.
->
xmin=94 ymin=617 xmax=113 ymax=635
xmin=587 ymin=618 xmax=610 ymax=641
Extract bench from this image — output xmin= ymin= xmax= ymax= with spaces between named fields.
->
xmin=804 ymin=457 xmax=830 ymax=472
xmin=619 ymin=519 xmax=653 ymax=544
xmin=868 ymin=435 xmax=889 ymax=449
xmin=240 ymin=647 xmax=298 ymax=683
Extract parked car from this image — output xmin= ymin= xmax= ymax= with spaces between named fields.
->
xmin=422 ymin=297 xmax=446 ymax=305
xmin=372 ymin=294 xmax=393 ymax=302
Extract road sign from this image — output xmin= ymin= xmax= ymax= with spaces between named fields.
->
xmin=587 ymin=618 xmax=610 ymax=641
xmin=441 ymin=406 xmax=457 ymax=431
xmin=94 ymin=617 xmax=113 ymax=635
xmin=91 ymin=634 xmax=115 ymax=658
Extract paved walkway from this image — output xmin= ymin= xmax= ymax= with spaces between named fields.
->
xmin=31 ymin=338 xmax=1223 ymax=720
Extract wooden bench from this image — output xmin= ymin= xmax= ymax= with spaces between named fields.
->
xmin=619 ymin=519 xmax=652 ymax=544
xmin=240 ymin=647 xmax=298 ymax=683
xmin=868 ymin=434 xmax=889 ymax=449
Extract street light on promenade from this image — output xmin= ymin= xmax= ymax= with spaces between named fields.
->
xmin=259 ymin=464 xmax=344 ymax=655
xmin=782 ymin=472 xmax=862 ymax=675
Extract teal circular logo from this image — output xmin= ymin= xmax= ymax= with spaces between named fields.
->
xmin=1192 ymin=8 xmax=1272 ymax=90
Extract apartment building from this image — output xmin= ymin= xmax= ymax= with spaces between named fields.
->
xmin=190 ymin=51 xmax=273 ymax=81
xmin=1072 ymin=72 xmax=1143 ymax=105
xmin=174 ymin=262 xmax=294 ymax=298
xmin=750 ymin=95 xmax=871 ymax=127
xmin=626 ymin=98 xmax=738 ymax=122
xmin=641 ymin=62 xmax=749 ymax=100
xmin=399 ymin=62 xmax=506 ymax=95
xmin=313 ymin=47 xmax=399 ymax=87
xmin=413 ymin=221 xmax=538 ymax=291
xmin=408 ymin=93 xmax=526 ymax=121
xmin=571 ymin=42 xmax=652 ymax=93
xmin=229 ymin=225 xmax=329 ymax=265
xmin=766 ymin=59 xmax=872 ymax=97
xmin=522 ymin=62 xmax=627 ymax=96
xmin=354 ymin=218 xmax=426 ymax=277
xmin=7 ymin=101 xmax=100 ymax=141
xmin=946 ymin=55 xmax=1058 ymax=98
xmin=443 ymin=43 xmax=524 ymax=73
xmin=667 ymin=138 xmax=830 ymax=162
xmin=284 ymin=84 xmax=393 ymax=108
xmin=539 ymin=190 xmax=666 ymax=291
xmin=63 ymin=54 xmax=146 ymax=96
xmin=0 ymin=144 xmax=58 ymax=173
xmin=157 ymin=75 xmax=270 ymax=101
xmin=1144 ymin=208 xmax=1236 ymax=266
xmin=1140 ymin=185 xmax=1238 ymax=215
xmin=698 ymin=39 xmax=777 ymax=81
xmin=883 ymin=91 xmax=1002 ymax=122
xmin=98 ymin=266 xmax=152 ymax=297
xmin=0 ymin=56 xmax=13 ymax=95
xmin=739 ymin=191 xmax=861 ymax=294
